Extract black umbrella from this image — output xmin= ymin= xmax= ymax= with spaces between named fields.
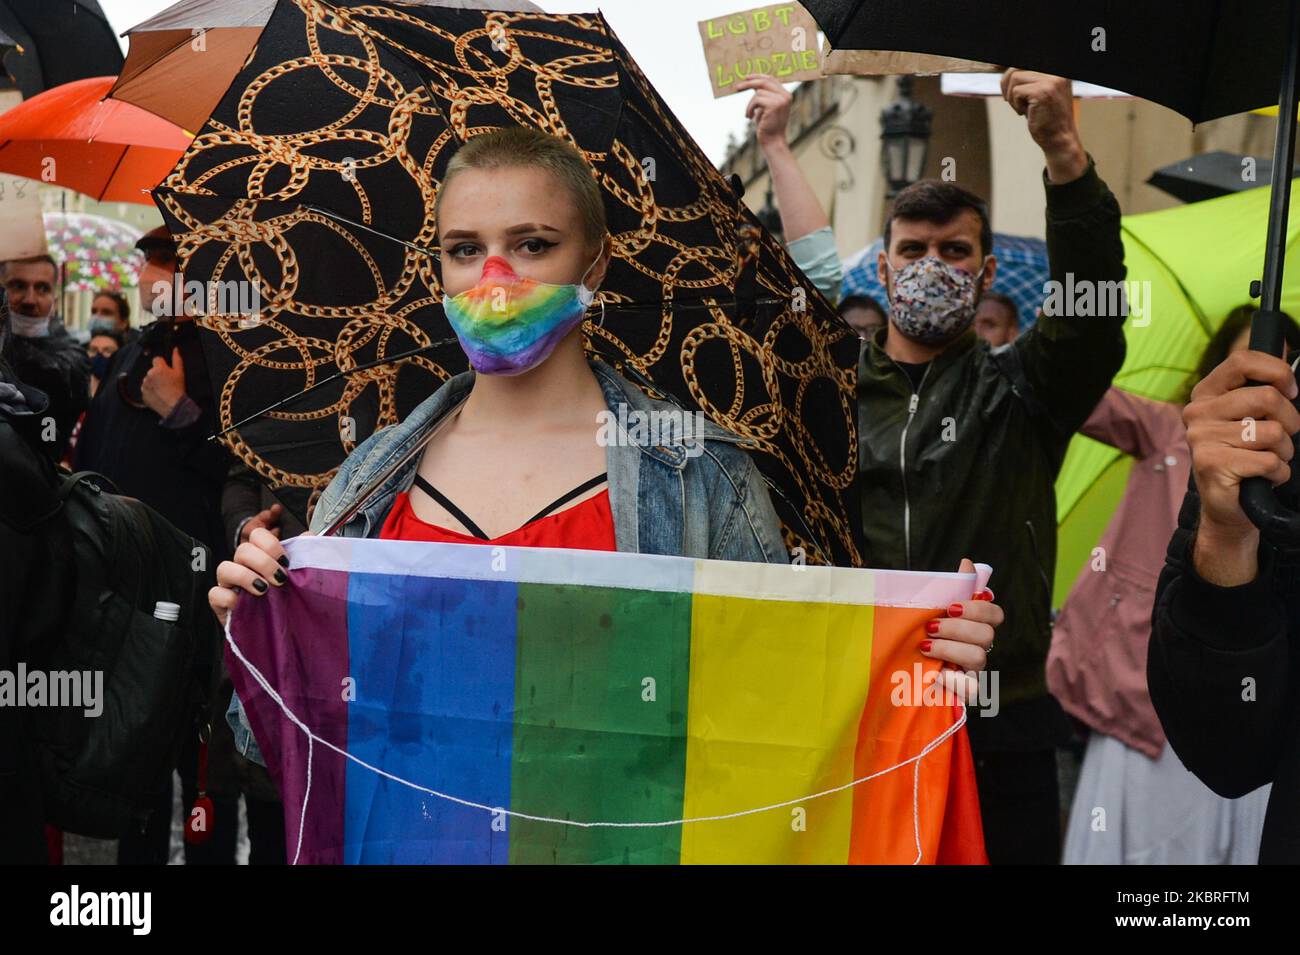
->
xmin=153 ymin=0 xmax=862 ymax=566
xmin=804 ymin=0 xmax=1300 ymax=543
xmin=0 ymin=28 xmax=17 ymax=83
xmin=1148 ymin=151 xmax=1300 ymax=205
xmin=0 ymin=1 xmax=123 ymax=99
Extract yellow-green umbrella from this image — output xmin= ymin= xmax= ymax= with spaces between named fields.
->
xmin=1054 ymin=181 xmax=1300 ymax=605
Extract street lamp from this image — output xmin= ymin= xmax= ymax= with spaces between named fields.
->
xmin=880 ymin=76 xmax=932 ymax=198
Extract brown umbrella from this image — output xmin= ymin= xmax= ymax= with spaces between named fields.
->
xmin=109 ymin=0 xmax=543 ymax=132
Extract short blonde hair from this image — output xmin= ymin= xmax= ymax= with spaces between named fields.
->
xmin=435 ymin=127 xmax=608 ymax=253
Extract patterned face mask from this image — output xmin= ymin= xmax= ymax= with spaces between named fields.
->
xmin=886 ymin=256 xmax=989 ymax=346
xmin=443 ymin=255 xmax=597 ymax=376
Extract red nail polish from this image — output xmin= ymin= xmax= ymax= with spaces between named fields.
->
xmin=919 ymin=640 xmax=932 ymax=653
xmin=973 ymin=589 xmax=993 ymax=601
xmin=948 ymin=603 xmax=964 ymax=618
xmin=925 ymin=619 xmax=941 ymax=635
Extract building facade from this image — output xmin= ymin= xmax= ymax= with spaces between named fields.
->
xmin=721 ymin=73 xmax=1277 ymax=274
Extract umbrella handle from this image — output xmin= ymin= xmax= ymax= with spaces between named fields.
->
xmin=1239 ymin=307 xmax=1300 ymax=544
xmin=1240 ymin=477 xmax=1300 ymax=544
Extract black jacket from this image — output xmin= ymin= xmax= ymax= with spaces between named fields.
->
xmin=857 ymin=161 xmax=1128 ymax=749
xmin=2 ymin=321 xmax=89 ymax=460
xmin=1148 ymin=480 xmax=1300 ymax=864
xmin=74 ymin=319 xmax=230 ymax=556
xmin=0 ymin=378 xmax=68 ymax=862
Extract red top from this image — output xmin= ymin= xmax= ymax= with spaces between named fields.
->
xmin=379 ymin=488 xmax=617 ymax=551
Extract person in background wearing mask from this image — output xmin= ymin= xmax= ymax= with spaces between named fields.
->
xmin=974 ymin=291 xmax=1020 ymax=348
xmin=839 ymin=294 xmax=888 ymax=340
xmin=86 ymin=328 xmax=122 ymax=397
xmin=842 ymin=71 xmax=1122 ymax=864
xmin=61 ymin=327 xmax=125 ymax=467
xmin=743 ymin=70 xmax=1123 ymax=864
xmin=0 ymin=255 xmax=89 ymax=461
xmin=76 ymin=225 xmax=229 ymax=553
xmin=90 ymin=290 xmax=136 ymax=345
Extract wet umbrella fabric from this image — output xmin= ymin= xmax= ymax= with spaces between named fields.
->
xmin=110 ymin=0 xmax=543 ymax=131
xmin=802 ymin=0 xmax=1292 ymax=125
xmin=1147 ymin=151 xmax=1300 ymax=205
xmin=0 ymin=76 xmax=191 ymax=204
xmin=1055 ymin=183 xmax=1300 ymax=603
xmin=0 ymin=0 xmax=123 ymax=99
xmin=155 ymin=1 xmax=862 ymax=566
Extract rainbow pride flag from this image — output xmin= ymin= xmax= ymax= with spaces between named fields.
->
xmin=227 ymin=538 xmax=988 ymax=864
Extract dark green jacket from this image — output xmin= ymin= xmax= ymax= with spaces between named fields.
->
xmin=857 ymin=160 xmax=1127 ymax=740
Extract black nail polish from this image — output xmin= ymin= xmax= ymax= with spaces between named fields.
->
xmin=252 ymin=578 xmax=268 ymax=593
xmin=278 ymin=555 xmax=289 ymax=569
xmin=273 ymin=569 xmax=287 ymax=585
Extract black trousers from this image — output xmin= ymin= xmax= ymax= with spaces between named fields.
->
xmin=973 ymin=748 xmax=1061 ymax=865
xmin=116 ymin=785 xmax=240 ymax=865
xmin=245 ymin=796 xmax=286 ymax=865
xmin=117 ymin=732 xmax=239 ymax=866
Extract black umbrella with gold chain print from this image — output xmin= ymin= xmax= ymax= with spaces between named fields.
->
xmin=154 ymin=0 xmax=863 ymax=565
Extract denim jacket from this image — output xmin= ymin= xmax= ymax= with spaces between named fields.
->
xmin=228 ymin=359 xmax=789 ymax=764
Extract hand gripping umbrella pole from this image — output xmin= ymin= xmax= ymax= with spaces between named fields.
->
xmin=1241 ymin=0 xmax=1300 ymax=545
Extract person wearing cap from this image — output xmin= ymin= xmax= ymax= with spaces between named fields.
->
xmin=74 ymin=227 xmax=239 ymax=864
xmin=76 ymin=225 xmax=229 ymax=550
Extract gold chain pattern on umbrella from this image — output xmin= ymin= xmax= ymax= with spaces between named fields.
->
xmin=156 ymin=0 xmax=861 ymax=565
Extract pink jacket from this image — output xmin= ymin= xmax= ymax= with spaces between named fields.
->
xmin=1046 ymin=388 xmax=1190 ymax=758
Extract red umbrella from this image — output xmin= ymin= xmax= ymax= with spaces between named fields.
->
xmin=0 ymin=75 xmax=191 ymax=204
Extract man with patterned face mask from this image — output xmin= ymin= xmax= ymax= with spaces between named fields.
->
xmin=742 ymin=69 xmax=1124 ymax=864
xmin=851 ymin=71 xmax=1129 ymax=865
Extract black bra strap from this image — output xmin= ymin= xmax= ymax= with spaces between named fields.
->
xmin=411 ymin=472 xmax=609 ymax=539
xmin=411 ymin=474 xmax=490 ymax=540
xmin=525 ymin=473 xmax=609 ymax=525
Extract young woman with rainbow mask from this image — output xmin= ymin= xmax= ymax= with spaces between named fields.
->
xmin=208 ymin=128 xmax=1000 ymax=766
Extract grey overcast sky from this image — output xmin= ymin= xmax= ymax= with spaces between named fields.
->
xmin=99 ymin=0 xmax=798 ymax=164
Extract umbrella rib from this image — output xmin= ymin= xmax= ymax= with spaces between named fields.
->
xmin=1120 ymin=226 xmax=1212 ymax=337
xmin=837 ymin=0 xmax=870 ymax=47
xmin=1056 ymin=447 xmax=1125 ymax=527
xmin=98 ymin=144 xmax=131 ymax=203
xmin=209 ymin=336 xmax=462 ymax=440
xmin=302 ymin=203 xmax=439 ymax=259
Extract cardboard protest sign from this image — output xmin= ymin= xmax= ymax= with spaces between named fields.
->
xmin=698 ymin=3 xmax=823 ymax=98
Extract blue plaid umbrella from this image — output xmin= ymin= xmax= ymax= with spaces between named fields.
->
xmin=840 ymin=233 xmax=1049 ymax=330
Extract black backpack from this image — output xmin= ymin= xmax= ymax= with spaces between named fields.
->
xmin=11 ymin=458 xmax=222 ymax=838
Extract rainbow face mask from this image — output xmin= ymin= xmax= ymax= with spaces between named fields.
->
xmin=443 ymin=255 xmax=597 ymax=376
